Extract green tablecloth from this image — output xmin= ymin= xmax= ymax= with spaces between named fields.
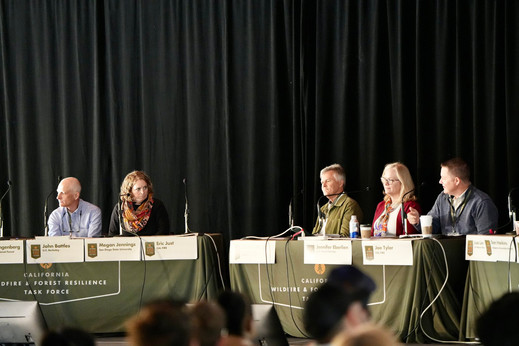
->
xmin=230 ymin=237 xmax=467 ymax=343
xmin=460 ymin=260 xmax=519 ymax=340
xmin=0 ymin=235 xmax=224 ymax=333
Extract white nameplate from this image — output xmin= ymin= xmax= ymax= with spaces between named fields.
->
xmin=26 ymin=237 xmax=84 ymax=263
xmin=0 ymin=240 xmax=25 ymax=264
xmin=303 ymin=239 xmax=352 ymax=264
xmin=361 ymin=239 xmax=414 ymax=265
xmin=84 ymin=237 xmax=141 ymax=262
xmin=140 ymin=235 xmax=198 ymax=260
xmin=229 ymin=240 xmax=276 ymax=264
xmin=465 ymin=235 xmax=516 ymax=262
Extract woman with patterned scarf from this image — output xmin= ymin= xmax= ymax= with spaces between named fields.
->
xmin=371 ymin=162 xmax=421 ymax=237
xmin=109 ymin=171 xmax=170 ymax=236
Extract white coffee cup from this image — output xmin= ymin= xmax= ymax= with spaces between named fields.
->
xmin=360 ymin=224 xmax=372 ymax=239
xmin=420 ymin=215 xmax=433 ymax=237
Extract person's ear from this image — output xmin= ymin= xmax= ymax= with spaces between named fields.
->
xmin=454 ymin=177 xmax=461 ymax=186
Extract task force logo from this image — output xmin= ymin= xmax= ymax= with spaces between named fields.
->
xmin=466 ymin=240 xmax=473 ymax=256
xmin=364 ymin=245 xmax=374 ymax=261
xmin=145 ymin=242 xmax=155 ymax=257
xmin=31 ymin=244 xmax=41 ymax=259
xmin=88 ymin=244 xmax=98 ymax=258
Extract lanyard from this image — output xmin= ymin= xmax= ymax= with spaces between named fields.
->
xmin=65 ymin=209 xmax=82 ymax=235
xmin=449 ymin=188 xmax=472 ymax=232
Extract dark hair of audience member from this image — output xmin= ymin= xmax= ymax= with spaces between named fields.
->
xmin=304 ymin=282 xmax=356 ymax=343
xmin=41 ymin=327 xmax=95 ymax=346
xmin=126 ymin=299 xmax=191 ymax=346
xmin=327 ymin=265 xmax=376 ymax=308
xmin=191 ymin=300 xmax=226 ymax=346
xmin=477 ymin=292 xmax=519 ymax=346
xmin=217 ymin=290 xmax=252 ymax=336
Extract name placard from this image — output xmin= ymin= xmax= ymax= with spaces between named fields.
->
xmin=0 ymin=240 xmax=24 ymax=264
xmin=229 ymin=240 xmax=276 ymax=264
xmin=465 ymin=235 xmax=516 ymax=262
xmin=27 ymin=237 xmax=84 ymax=263
xmin=84 ymin=237 xmax=141 ymax=262
xmin=361 ymin=239 xmax=414 ymax=266
xmin=303 ymin=239 xmax=352 ymax=264
xmin=140 ymin=235 xmax=198 ymax=260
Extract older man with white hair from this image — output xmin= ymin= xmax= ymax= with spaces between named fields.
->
xmin=48 ymin=177 xmax=102 ymax=237
xmin=312 ymin=164 xmax=363 ymax=237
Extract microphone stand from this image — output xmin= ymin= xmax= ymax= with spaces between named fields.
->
xmin=118 ymin=193 xmax=130 ymax=236
xmin=288 ymin=199 xmax=294 ymax=229
xmin=0 ymin=181 xmax=13 ymax=238
xmin=400 ymin=189 xmax=415 ymax=236
xmin=509 ymin=188 xmax=518 ymax=234
xmin=119 ymin=199 xmax=124 ymax=236
xmin=183 ymin=178 xmax=190 ymax=234
xmin=43 ymin=190 xmax=55 ymax=237
xmin=44 ymin=176 xmax=61 ymax=236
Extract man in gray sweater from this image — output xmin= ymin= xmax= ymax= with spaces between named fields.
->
xmin=408 ymin=158 xmax=498 ymax=235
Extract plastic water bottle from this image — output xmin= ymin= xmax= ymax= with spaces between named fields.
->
xmin=350 ymin=215 xmax=360 ymax=238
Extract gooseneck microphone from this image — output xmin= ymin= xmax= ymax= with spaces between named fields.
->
xmin=400 ymin=188 xmax=416 ymax=236
xmin=509 ymin=188 xmax=518 ymax=233
xmin=509 ymin=188 xmax=518 ymax=220
xmin=183 ymin=178 xmax=190 ymax=234
xmin=289 ymin=189 xmax=303 ymax=229
xmin=0 ymin=180 xmax=13 ymax=238
xmin=44 ymin=176 xmax=62 ymax=236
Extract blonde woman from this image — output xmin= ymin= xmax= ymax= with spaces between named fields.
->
xmin=372 ymin=163 xmax=421 ymax=237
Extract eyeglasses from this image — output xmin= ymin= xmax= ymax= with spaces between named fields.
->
xmin=380 ymin=177 xmax=400 ymax=185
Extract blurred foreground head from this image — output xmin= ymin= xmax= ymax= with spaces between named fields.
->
xmin=477 ymin=292 xmax=519 ymax=346
xmin=126 ymin=299 xmax=191 ymax=346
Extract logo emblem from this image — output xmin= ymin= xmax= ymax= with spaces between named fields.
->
xmin=365 ymin=245 xmax=374 ymax=260
xmin=145 ymin=242 xmax=155 ymax=257
xmin=31 ymin=245 xmax=41 ymax=259
xmin=314 ymin=264 xmax=326 ymax=275
xmin=485 ymin=240 xmax=492 ymax=256
xmin=40 ymin=263 xmax=52 ymax=269
xmin=467 ymin=240 xmax=473 ymax=256
xmin=87 ymin=244 xmax=98 ymax=258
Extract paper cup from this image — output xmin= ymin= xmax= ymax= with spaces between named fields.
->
xmin=420 ymin=215 xmax=433 ymax=237
xmin=360 ymin=224 xmax=372 ymax=239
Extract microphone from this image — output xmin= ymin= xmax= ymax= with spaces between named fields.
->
xmin=0 ymin=180 xmax=13 ymax=238
xmin=509 ymin=188 xmax=518 ymax=234
xmin=0 ymin=180 xmax=12 ymax=201
xmin=400 ymin=188 xmax=416 ymax=236
xmin=183 ymin=178 xmax=190 ymax=234
xmin=44 ymin=176 xmax=62 ymax=236
xmin=289 ymin=189 xmax=303 ymax=229
xmin=508 ymin=188 xmax=518 ymax=220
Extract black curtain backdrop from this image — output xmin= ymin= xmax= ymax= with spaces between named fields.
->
xmin=1 ymin=1 xmax=518 ymax=247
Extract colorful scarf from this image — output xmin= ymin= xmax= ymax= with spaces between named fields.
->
xmin=122 ymin=196 xmax=154 ymax=233
xmin=379 ymin=198 xmax=394 ymax=234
